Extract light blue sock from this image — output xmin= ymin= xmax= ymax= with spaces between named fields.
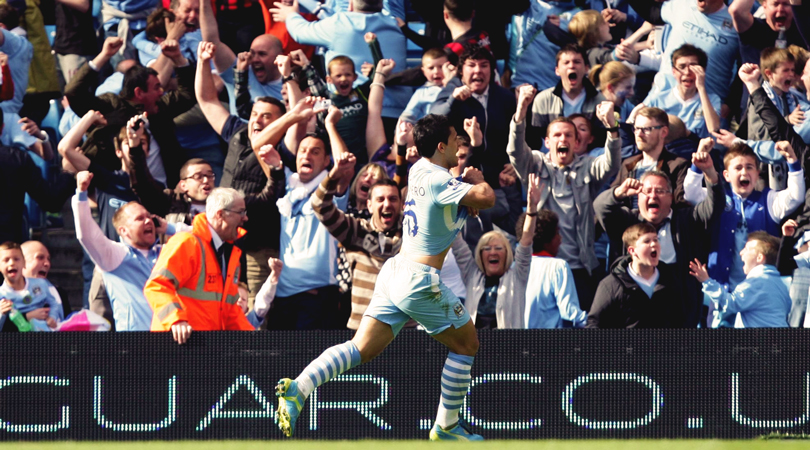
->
xmin=294 ymin=340 xmax=361 ymax=398
xmin=436 ymin=352 xmax=474 ymax=428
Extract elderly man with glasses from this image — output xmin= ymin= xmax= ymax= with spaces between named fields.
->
xmin=610 ymin=106 xmax=691 ymax=206
xmin=145 ymin=187 xmax=257 ymax=344
xmin=595 ymin=161 xmax=725 ymax=328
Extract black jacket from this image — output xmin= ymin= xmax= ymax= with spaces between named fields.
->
xmin=587 ymin=255 xmax=681 ymax=328
xmin=65 ymin=63 xmax=196 ymax=188
xmin=0 ymin=146 xmax=75 ymax=244
xmin=432 ymin=78 xmax=517 ymax=188
xmin=594 ymin=178 xmax=725 ymax=327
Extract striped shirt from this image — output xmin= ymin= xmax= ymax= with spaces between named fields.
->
xmin=311 ymin=175 xmax=402 ymax=329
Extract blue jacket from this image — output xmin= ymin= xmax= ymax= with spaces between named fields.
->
xmin=702 ymin=264 xmax=790 ymax=328
xmin=708 ymin=188 xmax=779 ymax=286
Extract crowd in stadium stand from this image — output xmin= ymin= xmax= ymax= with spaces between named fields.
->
xmin=3 ymin=0 xmax=810 ymax=333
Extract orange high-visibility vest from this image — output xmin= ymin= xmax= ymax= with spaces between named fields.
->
xmin=144 ymin=214 xmax=253 ymax=331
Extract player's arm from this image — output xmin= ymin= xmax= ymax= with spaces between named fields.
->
xmin=459 ymin=166 xmax=496 ymax=210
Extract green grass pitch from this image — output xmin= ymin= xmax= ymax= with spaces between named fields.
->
xmin=1 ymin=441 xmax=810 ymax=450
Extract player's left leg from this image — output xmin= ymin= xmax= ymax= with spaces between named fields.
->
xmin=275 ymin=259 xmax=406 ymax=437
xmin=428 ymin=319 xmax=482 ymax=441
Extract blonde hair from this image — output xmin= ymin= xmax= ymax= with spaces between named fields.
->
xmin=589 ymin=61 xmax=635 ymax=91
xmin=569 ymin=10 xmax=606 ymax=49
xmin=474 ymin=231 xmax=514 ymax=274
xmin=350 ymin=163 xmax=389 ymax=203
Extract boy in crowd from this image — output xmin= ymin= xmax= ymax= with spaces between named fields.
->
xmin=530 ymin=45 xmax=603 ymax=151
xmin=0 ymin=242 xmax=63 ymax=331
xmin=523 ymin=210 xmax=587 ymax=329
xmin=684 ymin=140 xmax=803 ymax=291
xmin=644 ymin=44 xmax=722 ymax=139
xmin=746 ymin=48 xmax=801 ymax=190
xmin=587 ymin=222 xmax=680 ymax=328
xmin=399 ymin=48 xmax=449 ymax=125
xmin=684 ymin=140 xmax=803 ymax=327
xmin=298 ymin=34 xmax=382 ymax=168
xmin=689 ymin=232 xmax=790 ymax=328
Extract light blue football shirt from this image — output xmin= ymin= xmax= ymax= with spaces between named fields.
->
xmin=401 ymin=159 xmax=473 ymax=257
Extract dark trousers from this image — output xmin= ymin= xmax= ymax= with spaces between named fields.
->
xmin=572 ymin=268 xmax=597 ymax=313
xmin=266 ymin=285 xmax=343 ymax=330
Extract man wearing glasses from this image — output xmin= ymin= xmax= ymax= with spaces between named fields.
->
xmin=611 ymin=106 xmax=690 ymax=206
xmin=145 ymin=187 xmax=256 ymax=344
xmin=595 ymin=164 xmax=725 ymax=328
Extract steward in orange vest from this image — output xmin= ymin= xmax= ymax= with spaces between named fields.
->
xmin=144 ymin=213 xmax=254 ymax=332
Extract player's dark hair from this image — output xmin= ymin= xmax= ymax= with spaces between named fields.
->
xmin=413 ymin=114 xmax=453 ymax=159
xmin=0 ymin=4 xmax=20 ymax=30
xmin=671 ymin=44 xmax=708 ymax=69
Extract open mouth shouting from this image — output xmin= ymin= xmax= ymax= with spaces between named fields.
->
xmin=556 ymin=144 xmax=571 ymax=161
xmin=646 ymin=200 xmax=661 ymax=215
xmin=379 ymin=209 xmax=396 ymax=227
xmin=773 ymin=14 xmax=788 ymax=27
xmin=5 ymin=266 xmax=19 ymax=279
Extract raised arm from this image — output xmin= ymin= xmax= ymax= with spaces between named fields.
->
xmin=251 ymin=97 xmax=321 ymax=175
xmin=595 ymin=179 xmax=641 ymax=242
xmin=520 ymin=173 xmax=541 ymax=249
xmin=682 ymin=138 xmax=717 ymax=205
xmin=769 ymin=141 xmax=805 ymax=221
xmin=199 ymin=0 xmax=236 ymax=73
xmin=153 ymin=39 xmax=190 ymax=88
xmin=72 ymin=171 xmax=128 ymax=272
xmin=282 ymin=51 xmax=309 ymax=152
xmin=65 ymin=37 xmax=123 ymax=116
xmin=367 ymin=58 xmax=396 ymax=159
xmin=125 ymin=115 xmax=173 ymax=217
xmin=508 ymin=85 xmax=541 ymax=187
xmin=590 ymin=101 xmax=622 ymax=184
xmin=310 ymin=156 xmax=362 ymax=247
xmin=325 ymin=112 xmax=354 ymax=195
xmin=196 ymin=41 xmax=231 ymax=136
xmin=58 ymin=110 xmax=107 ymax=172
xmin=728 ymin=0 xmax=756 ymax=34
xmin=692 ymin=65 xmax=721 ymax=136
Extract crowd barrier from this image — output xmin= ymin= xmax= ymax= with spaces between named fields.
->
xmin=1 ymin=329 xmax=809 ymax=440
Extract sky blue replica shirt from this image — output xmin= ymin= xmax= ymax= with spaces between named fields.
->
xmin=401 ymin=159 xmax=473 ymax=257
xmin=657 ymin=0 xmax=739 ymax=100
xmin=702 ymin=264 xmax=791 ymax=328
xmin=525 ymin=254 xmax=586 ymax=329
xmin=508 ymin=1 xmax=580 ymax=90
xmin=276 ymin=169 xmax=349 ymax=297
xmin=645 ymin=88 xmax=722 ymax=138
xmin=133 ymin=29 xmax=201 ymax=67
xmin=0 ymin=278 xmax=62 ymax=331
